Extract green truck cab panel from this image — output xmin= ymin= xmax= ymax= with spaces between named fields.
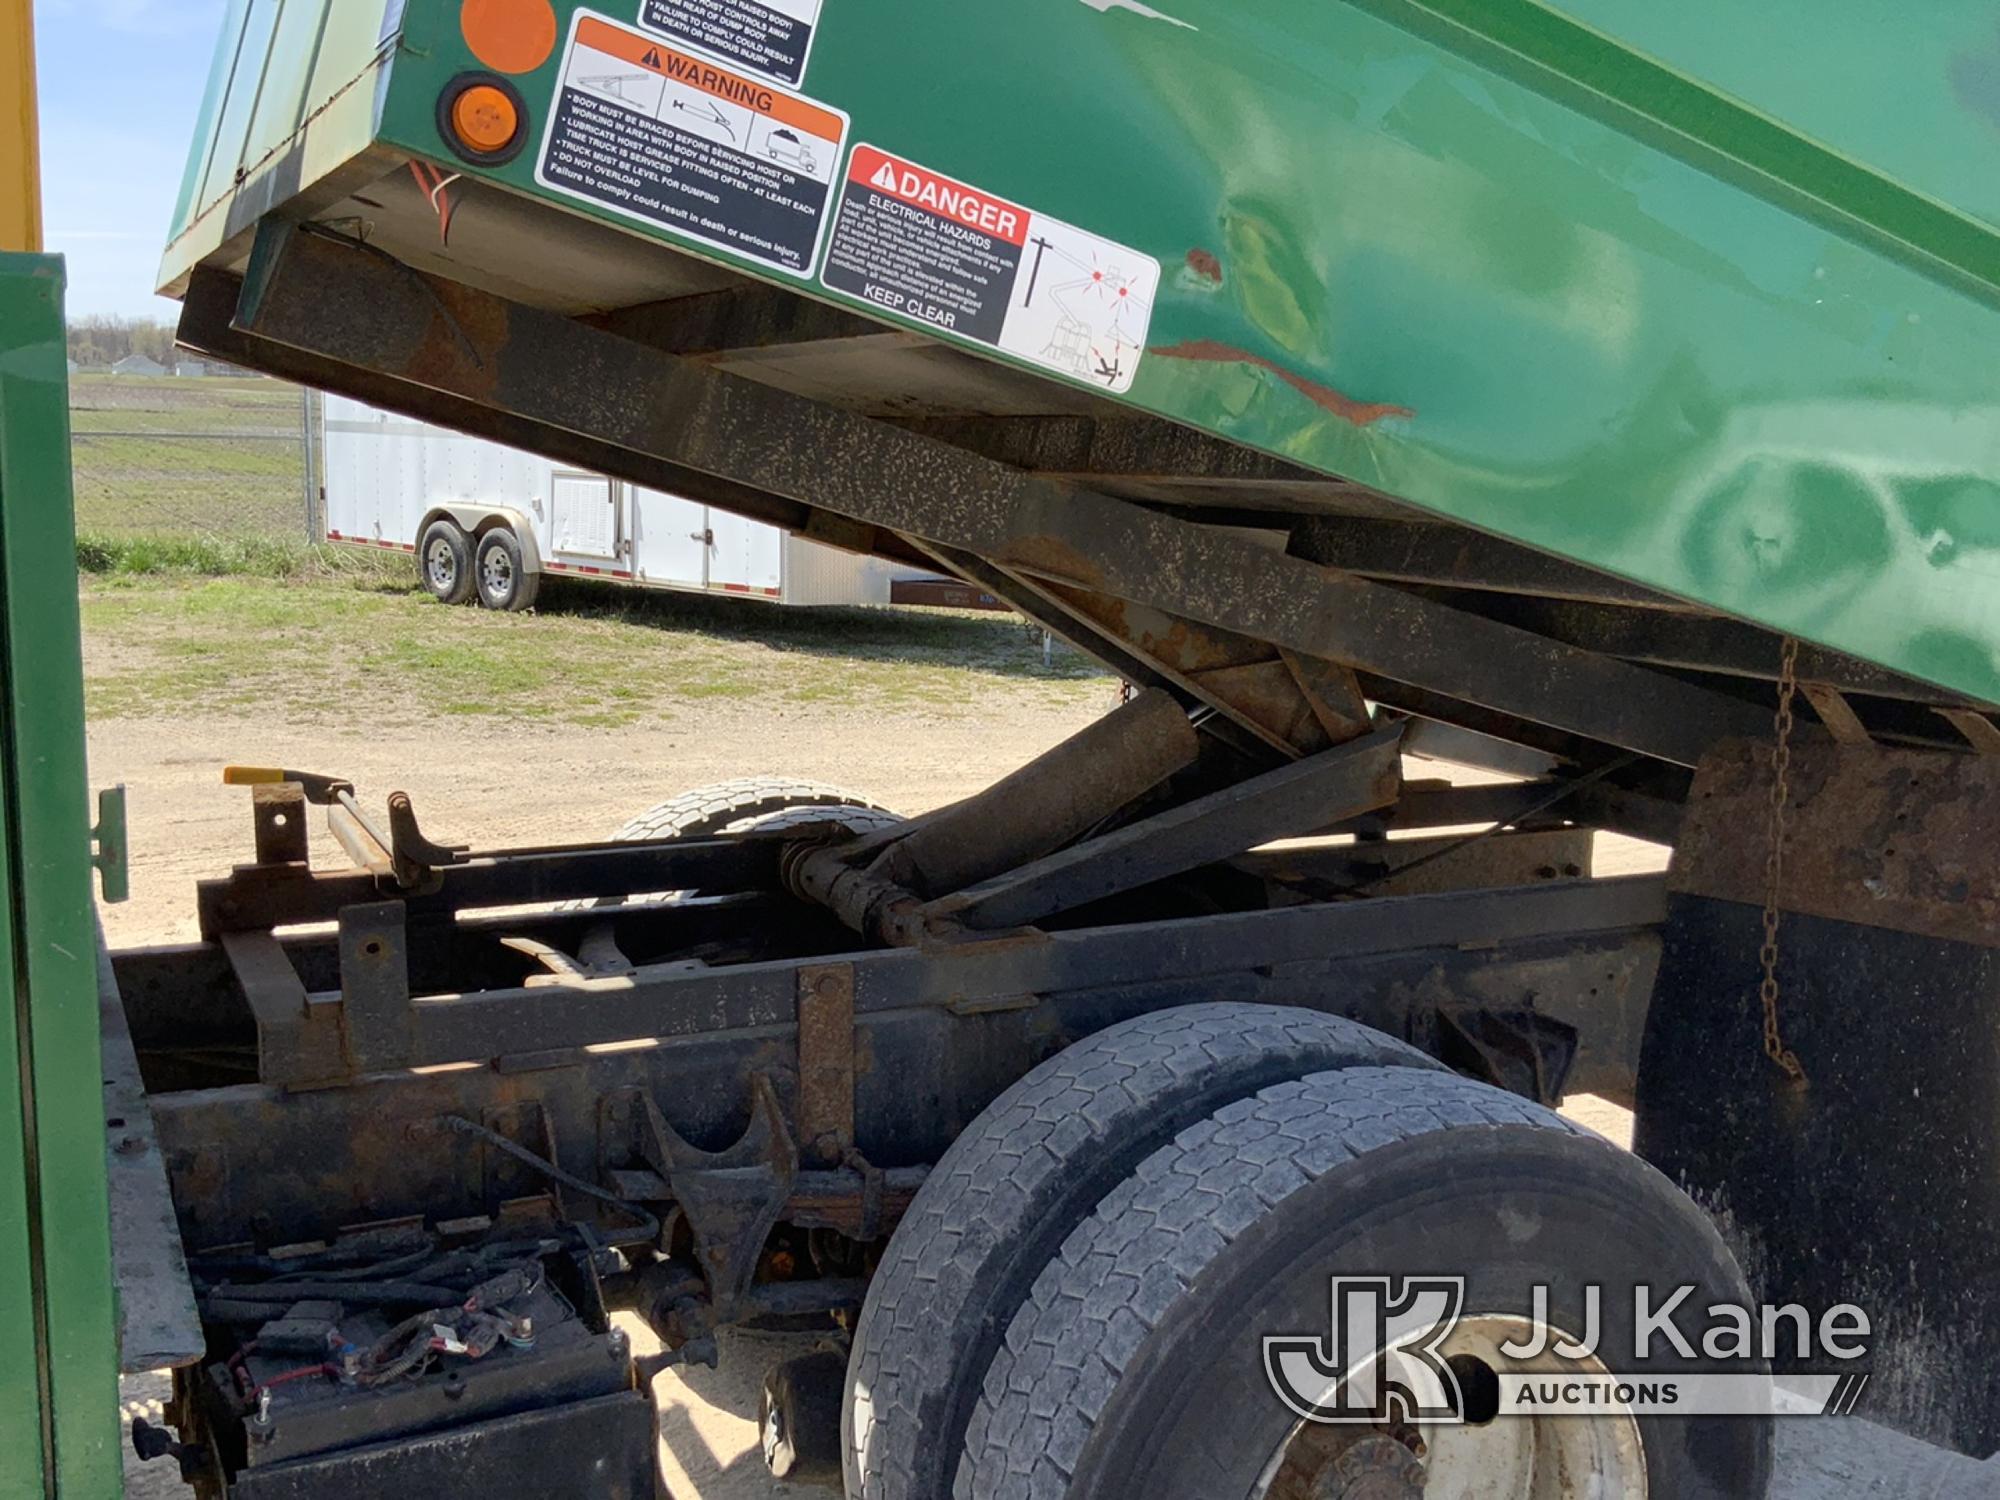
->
xmin=161 ymin=0 xmax=2000 ymax=708
xmin=0 ymin=253 xmax=123 ymax=1499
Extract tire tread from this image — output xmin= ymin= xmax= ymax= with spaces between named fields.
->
xmin=956 ymin=1068 xmax=1585 ymax=1500
xmin=845 ymin=1007 xmax=1441 ymax=1500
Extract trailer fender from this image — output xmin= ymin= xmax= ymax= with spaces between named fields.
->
xmin=423 ymin=504 xmax=544 ymax=575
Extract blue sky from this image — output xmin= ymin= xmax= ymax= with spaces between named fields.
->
xmin=34 ymin=0 xmax=227 ymax=321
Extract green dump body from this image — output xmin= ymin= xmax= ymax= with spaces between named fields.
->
xmin=162 ymin=0 xmax=2000 ymax=707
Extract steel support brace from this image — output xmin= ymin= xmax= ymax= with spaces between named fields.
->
xmin=237 ymin=877 xmax=1668 ymax=1079
xmin=208 ymin=226 xmax=1774 ymax=768
xmin=795 ymin=964 xmax=856 ymax=1165
xmin=197 ymin=833 xmax=783 ymax=936
xmin=928 ymin=724 xmax=1405 ymax=930
xmin=338 ymin=902 xmax=413 ymax=1073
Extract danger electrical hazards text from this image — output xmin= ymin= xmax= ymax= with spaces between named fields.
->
xmin=824 ymin=148 xmax=1028 ymax=341
xmin=822 ymin=145 xmax=1159 ymax=393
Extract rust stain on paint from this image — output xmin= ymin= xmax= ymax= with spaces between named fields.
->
xmin=1185 ymin=248 xmax=1224 ymax=284
xmin=1151 ymin=339 xmax=1413 ymax=427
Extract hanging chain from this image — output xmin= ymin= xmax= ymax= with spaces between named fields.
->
xmin=1758 ymin=636 xmax=1808 ymax=1086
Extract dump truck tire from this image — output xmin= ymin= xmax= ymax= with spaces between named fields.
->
xmin=474 ymin=527 xmax=537 ymax=611
xmin=608 ymin=777 xmax=902 ymax=842
xmin=955 ymin=1066 xmax=1772 ymax=1500
xmin=843 ymin=1004 xmax=1444 ymax=1500
xmin=567 ymin=778 xmax=903 ymax=911
xmin=418 ymin=519 xmax=475 ymax=605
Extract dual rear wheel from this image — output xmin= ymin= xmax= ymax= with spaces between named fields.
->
xmin=845 ymin=1004 xmax=1772 ymax=1500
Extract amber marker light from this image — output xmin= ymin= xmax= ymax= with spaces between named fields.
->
xmin=438 ymin=74 xmax=529 ymax=165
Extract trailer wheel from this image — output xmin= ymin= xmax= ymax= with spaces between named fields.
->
xmin=955 ymin=1067 xmax=1771 ymax=1500
xmin=474 ymin=527 xmax=538 ymax=611
xmin=418 ymin=519 xmax=475 ymax=605
xmin=844 ymin=1004 xmax=1444 ymax=1500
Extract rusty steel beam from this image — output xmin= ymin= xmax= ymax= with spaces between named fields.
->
xmin=196 ymin=834 xmax=782 ymax=936
xmin=1289 ymin=516 xmax=1692 ymax=610
xmin=895 ymin=413 xmax=1354 ymax=495
xmin=1671 ymin=742 xmax=2000 ymax=948
xmin=1424 ymin=590 xmax=1972 ymax=705
xmin=926 ymin=725 xmax=1404 ymax=930
xmin=219 ymin=223 xmax=1775 ymax=769
xmin=975 ymin=560 xmax=1305 ymax=758
xmin=177 ymin=264 xmax=934 ymax=569
xmin=587 ymin=282 xmax=919 ymax=363
xmin=357 ymin=878 xmax=1679 ymax=1072
xmin=903 ymin=538 xmax=1281 ymax=764
xmin=795 ymin=964 xmax=856 ymax=1165
xmin=1800 ymin=682 xmax=1872 ymax=745
xmin=1941 ymin=708 xmax=2000 ymax=755
xmin=869 ymin=687 xmax=1200 ymax=899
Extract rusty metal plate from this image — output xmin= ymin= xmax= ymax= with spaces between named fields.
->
xmin=252 ymin=782 xmax=311 ymax=865
xmin=1672 ymin=740 xmax=2000 ymax=949
xmin=796 ymin=963 xmax=855 ymax=1164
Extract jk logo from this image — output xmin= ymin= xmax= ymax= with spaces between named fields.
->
xmin=1263 ymin=1277 xmax=1466 ymax=1424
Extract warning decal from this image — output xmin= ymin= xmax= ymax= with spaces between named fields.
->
xmin=636 ymin=0 xmax=823 ymax=88
xmin=823 ymin=146 xmax=1159 ymax=394
xmin=536 ymin=11 xmax=847 ymax=279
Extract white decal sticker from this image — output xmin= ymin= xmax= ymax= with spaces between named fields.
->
xmin=635 ymin=0 xmax=825 ymax=88
xmin=536 ymin=11 xmax=848 ymax=279
xmin=822 ymin=145 xmax=1160 ymax=394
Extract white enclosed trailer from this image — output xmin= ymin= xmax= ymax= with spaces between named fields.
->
xmin=320 ymin=393 xmax=925 ymax=610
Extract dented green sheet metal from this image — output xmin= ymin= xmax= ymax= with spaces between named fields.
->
xmin=164 ymin=0 xmax=2000 ymax=705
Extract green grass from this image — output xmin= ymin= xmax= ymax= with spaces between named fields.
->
xmin=79 ymin=569 xmax=1103 ymax=728
xmin=75 ymin=532 xmax=407 ymax=581
xmin=67 ymin=374 xmax=308 ymax=538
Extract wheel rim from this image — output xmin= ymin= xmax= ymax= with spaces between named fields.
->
xmin=761 ymin=1402 xmax=785 ymax=1469
xmin=481 ymin=545 xmax=513 ymax=598
xmin=1255 ymin=1314 xmax=1646 ymax=1500
xmin=425 ymin=536 xmax=458 ymax=591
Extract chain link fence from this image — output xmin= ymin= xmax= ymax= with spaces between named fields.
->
xmin=69 ymin=373 xmax=320 ymax=541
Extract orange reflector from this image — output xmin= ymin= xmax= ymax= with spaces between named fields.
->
xmin=460 ymin=0 xmax=557 ymax=75
xmin=450 ymin=84 xmax=520 ymax=154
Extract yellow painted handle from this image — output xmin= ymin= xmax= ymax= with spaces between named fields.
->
xmin=222 ymin=766 xmax=289 ymax=786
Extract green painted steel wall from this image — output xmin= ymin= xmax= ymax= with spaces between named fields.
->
xmin=0 ymin=254 xmax=122 ymax=1498
xmin=167 ymin=1 xmax=2000 ymax=708
xmin=169 ymin=0 xmax=395 ymax=242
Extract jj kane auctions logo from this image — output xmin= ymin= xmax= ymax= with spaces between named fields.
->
xmin=1264 ymin=1277 xmax=1873 ymax=1423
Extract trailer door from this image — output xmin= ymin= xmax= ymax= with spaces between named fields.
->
xmin=709 ymin=511 xmax=784 ymax=598
xmin=549 ymin=472 xmax=618 ymax=562
xmin=629 ymin=486 xmax=709 ymax=589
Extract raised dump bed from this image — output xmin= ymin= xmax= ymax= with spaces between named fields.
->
xmin=112 ymin=1 xmax=2000 ymax=1495
xmin=161 ymin=0 xmax=2000 ymax=710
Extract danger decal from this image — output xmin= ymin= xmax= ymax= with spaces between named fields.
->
xmin=823 ymin=146 xmax=1159 ymax=393
xmin=636 ymin=0 xmax=824 ymax=88
xmin=536 ymin=11 xmax=847 ymax=279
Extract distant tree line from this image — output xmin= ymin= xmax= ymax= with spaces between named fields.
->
xmin=65 ymin=315 xmax=258 ymax=375
xmin=66 ymin=315 xmax=179 ymax=369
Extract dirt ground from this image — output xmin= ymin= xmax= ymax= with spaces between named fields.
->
xmin=89 ymin=693 xmax=1115 ymax=949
